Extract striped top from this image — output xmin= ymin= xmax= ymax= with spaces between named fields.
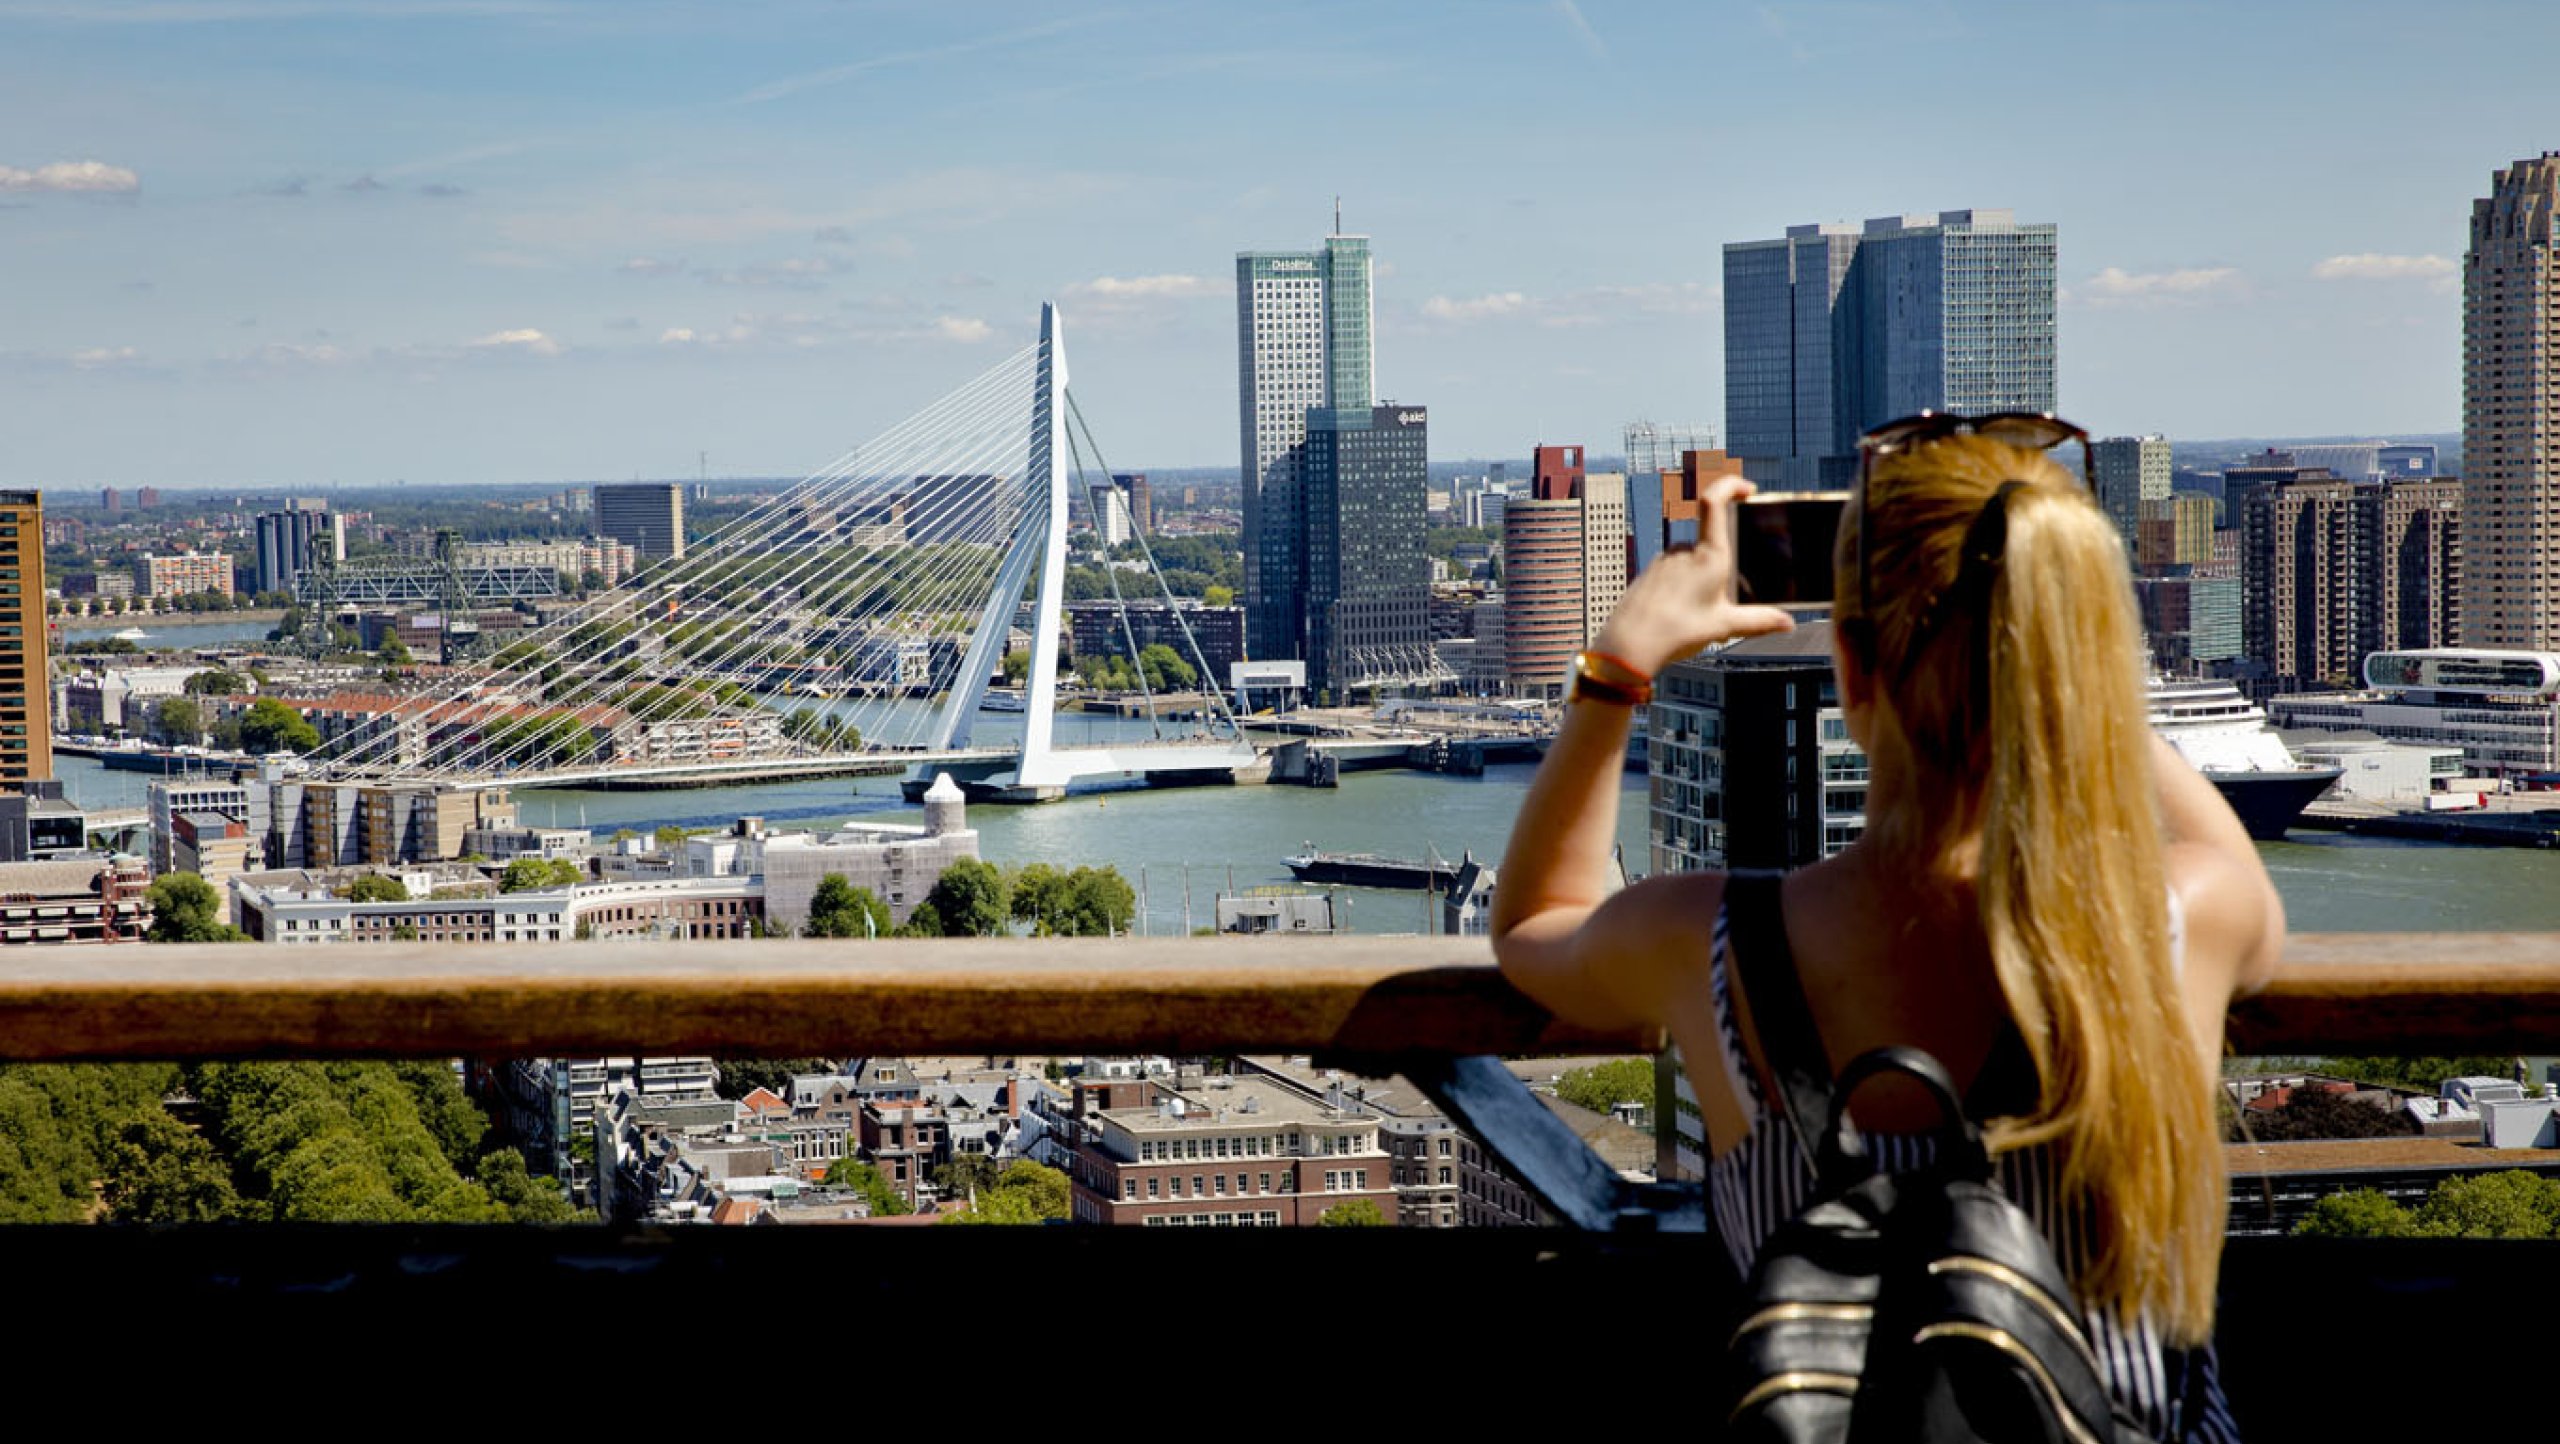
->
xmin=1702 ymin=898 xmax=2241 ymax=1443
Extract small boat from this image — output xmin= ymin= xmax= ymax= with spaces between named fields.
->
xmin=979 ymin=690 xmax=1029 ymax=713
xmin=111 ymin=627 xmax=151 ymax=642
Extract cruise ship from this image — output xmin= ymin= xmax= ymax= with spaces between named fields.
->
xmin=2148 ymin=679 xmax=2343 ymax=840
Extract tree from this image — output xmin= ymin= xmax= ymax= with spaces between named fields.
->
xmin=1002 ymin=649 xmax=1031 ymax=684
xmin=933 ymin=1154 xmax=1002 ymax=1200
xmin=1320 ymin=1198 xmax=1389 ymax=1227
xmin=1138 ymin=642 xmax=1196 ymax=691
xmin=102 ymin=1109 xmax=243 ymax=1223
xmin=2414 ymin=1170 xmax=2560 ymax=1239
xmin=804 ymin=874 xmax=891 ymax=939
xmin=1555 ymin=1059 xmax=1657 ymax=1119
xmin=145 ymin=873 xmax=247 ymax=943
xmin=922 ymin=857 xmax=1008 ymax=937
xmin=1052 ymin=866 xmax=1136 ymax=937
xmin=936 ymin=1160 xmax=1070 ymax=1225
xmin=1010 ymin=862 xmax=1067 ymax=933
xmin=896 ymin=901 xmax=945 ymax=938
xmin=654 ymin=824 xmax=690 ymax=849
xmin=238 ymin=698 xmax=321 ymax=754
xmin=1203 ymin=584 xmax=1235 ymax=607
xmin=823 ymin=1157 xmax=912 ymax=1216
xmin=477 ymin=1148 xmax=580 ymax=1223
xmin=500 ymin=857 xmax=583 ymax=893
xmin=2293 ymin=1189 xmax=2417 ymax=1239
xmin=343 ymin=874 xmax=410 ymax=904
xmin=152 ymin=696 xmax=203 ymax=745
xmin=183 ymin=668 xmax=248 ymax=696
xmin=714 ymin=1058 xmax=837 ymax=1100
xmin=2320 ymin=1057 xmax=2518 ymax=1094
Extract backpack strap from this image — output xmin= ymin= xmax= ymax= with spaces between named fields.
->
xmin=1722 ymin=869 xmax=1833 ymax=1178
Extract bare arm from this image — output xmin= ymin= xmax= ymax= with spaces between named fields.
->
xmin=2153 ymin=733 xmax=2286 ymax=1006
xmin=1493 ymin=475 xmax=1795 ymax=1028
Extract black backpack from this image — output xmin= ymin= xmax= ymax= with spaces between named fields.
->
xmin=1714 ymin=871 xmax=2154 ymax=1444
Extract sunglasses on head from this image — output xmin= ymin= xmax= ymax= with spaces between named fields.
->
xmin=1849 ymin=411 xmax=2093 ymax=676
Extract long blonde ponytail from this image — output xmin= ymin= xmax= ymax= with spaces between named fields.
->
xmin=1842 ymin=436 xmax=2220 ymax=1342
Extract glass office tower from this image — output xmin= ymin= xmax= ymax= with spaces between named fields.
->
xmin=1237 ymin=231 xmax=1376 ymax=664
xmin=1724 ymin=210 xmax=2056 ymax=490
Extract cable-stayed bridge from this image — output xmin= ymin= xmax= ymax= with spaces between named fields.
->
xmin=300 ymin=306 xmax=1263 ymax=803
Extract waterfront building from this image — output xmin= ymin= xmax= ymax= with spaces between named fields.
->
xmin=0 ymin=856 xmax=150 ymax=944
xmin=2466 ymin=155 xmax=2560 ymax=649
xmin=0 ymin=492 xmax=49 ymax=785
xmin=2271 ymin=648 xmax=2560 ymax=779
xmin=1581 ymin=470 xmax=1630 ymax=646
xmin=738 ymin=775 xmax=978 ymax=931
xmin=1236 ymin=231 xmax=1374 ymax=664
xmin=131 ymin=550 xmax=234 ymax=600
xmin=1064 ymin=600 xmax=1245 ymax=679
xmin=1496 ymin=445 xmax=1632 ymax=697
xmin=254 ymin=500 xmax=344 ymax=596
xmin=232 ymin=868 xmax=763 ymax=944
xmin=1725 ymin=210 xmax=2056 ymax=489
xmin=1301 ymin=403 xmax=1432 ymax=694
xmin=593 ymin=482 xmax=686 ymax=561
xmin=2092 ymin=435 xmax=2172 ymax=560
xmin=2239 ymin=474 xmax=2462 ymax=693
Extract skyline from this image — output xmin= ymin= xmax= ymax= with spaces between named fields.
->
xmin=3 ymin=1 xmax=2553 ymax=487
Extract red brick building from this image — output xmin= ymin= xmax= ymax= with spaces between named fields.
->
xmin=1067 ymin=1072 xmax=1398 ymax=1227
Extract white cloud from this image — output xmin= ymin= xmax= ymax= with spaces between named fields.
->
xmin=2074 ymin=266 xmax=2244 ymax=308
xmin=0 ymin=160 xmax=139 ymax=193
xmin=1423 ymin=292 xmax=1530 ymax=322
xmin=702 ymin=255 xmax=844 ymax=289
xmin=469 ymin=327 xmax=562 ymax=357
xmin=619 ymin=256 xmax=686 ymax=277
xmin=68 ymin=346 xmax=144 ymax=369
xmin=658 ymin=327 xmax=695 ymax=344
xmin=931 ymin=316 xmax=991 ymax=343
xmin=1072 ymin=273 xmax=1224 ymax=301
xmin=2312 ymin=253 xmax=2456 ymax=283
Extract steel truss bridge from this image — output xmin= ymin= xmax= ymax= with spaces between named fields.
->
xmin=300 ymin=307 xmax=1261 ymax=800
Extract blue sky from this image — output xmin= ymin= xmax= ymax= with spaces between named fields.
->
xmin=2 ymin=0 xmax=2550 ymax=488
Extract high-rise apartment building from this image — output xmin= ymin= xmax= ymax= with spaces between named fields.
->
xmin=132 ymin=551 xmax=233 ymax=599
xmin=593 ymin=482 xmax=686 ymax=561
xmin=0 ymin=493 xmax=50 ymax=785
xmin=1725 ymin=210 xmax=2057 ymax=489
xmin=2092 ymin=435 xmax=2172 ymax=560
xmin=2239 ymin=472 xmax=2462 ymax=693
xmin=2465 ymin=155 xmax=2560 ymax=648
xmin=1237 ymin=233 xmax=1373 ymax=662
xmin=255 ymin=499 xmax=345 ymax=597
xmin=1110 ymin=472 xmax=1152 ymax=536
xmin=1301 ymin=404 xmax=1430 ymax=694
xmin=1500 ymin=444 xmax=1632 ymax=695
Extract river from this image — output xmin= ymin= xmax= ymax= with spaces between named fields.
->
xmin=53 ymin=746 xmax=2560 ymax=938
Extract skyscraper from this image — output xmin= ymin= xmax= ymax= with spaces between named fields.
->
xmin=1237 ymin=232 xmax=1374 ymax=662
xmin=0 ymin=493 xmax=51 ymax=785
xmin=2464 ymin=155 xmax=2560 ymax=648
xmin=2091 ymin=435 xmax=2172 ymax=560
xmin=1301 ymin=404 xmax=1429 ymax=694
xmin=593 ymin=482 xmax=686 ymax=561
xmin=1724 ymin=210 xmax=2057 ymax=488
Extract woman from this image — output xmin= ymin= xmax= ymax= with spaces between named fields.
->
xmin=1491 ymin=417 xmax=2283 ymax=1440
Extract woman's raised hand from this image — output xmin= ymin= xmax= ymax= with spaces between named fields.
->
xmin=1591 ymin=475 xmax=1798 ymax=676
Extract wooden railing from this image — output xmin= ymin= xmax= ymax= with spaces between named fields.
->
xmin=3 ymin=931 xmax=2556 ymax=1062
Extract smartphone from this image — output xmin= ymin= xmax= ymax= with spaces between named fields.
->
xmin=1733 ymin=492 xmax=1848 ymax=606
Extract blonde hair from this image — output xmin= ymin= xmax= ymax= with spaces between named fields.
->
xmin=1835 ymin=433 xmax=2218 ymax=1343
